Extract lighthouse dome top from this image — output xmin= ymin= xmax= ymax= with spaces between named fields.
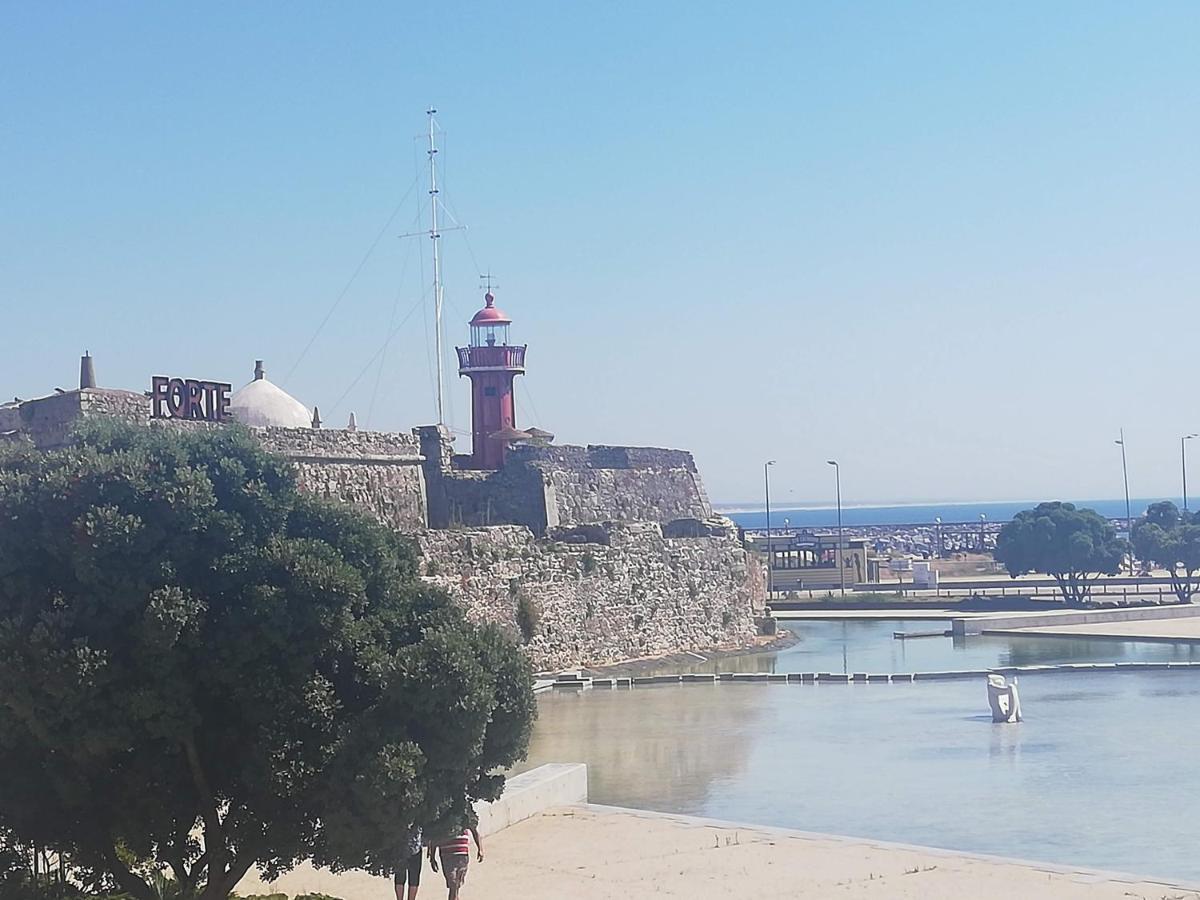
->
xmin=228 ymin=360 xmax=314 ymax=429
xmin=469 ymin=292 xmax=512 ymax=326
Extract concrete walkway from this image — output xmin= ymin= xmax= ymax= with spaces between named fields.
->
xmin=238 ymin=805 xmax=1200 ymax=899
xmin=773 ymin=609 xmax=963 ymax=620
xmin=1004 ymin=616 xmax=1200 ymax=643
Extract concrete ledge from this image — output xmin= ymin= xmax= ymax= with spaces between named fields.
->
xmin=474 ymin=763 xmax=588 ymax=837
xmin=953 ymin=603 xmax=1200 ymax=636
xmin=633 ymin=674 xmax=681 ymax=686
xmin=541 ymin=664 xmax=1200 ymax=692
xmin=913 ymin=669 xmax=989 ymax=681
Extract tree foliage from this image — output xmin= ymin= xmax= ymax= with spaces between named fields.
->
xmin=1131 ymin=500 xmax=1200 ymax=603
xmin=993 ymin=501 xmax=1127 ymax=605
xmin=0 ymin=421 xmax=535 ymax=900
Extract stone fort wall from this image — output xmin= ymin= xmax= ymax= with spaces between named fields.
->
xmin=418 ymin=520 xmax=764 ymax=671
xmin=256 ymin=428 xmax=427 ymax=533
xmin=529 ymin=444 xmax=712 ymax=528
xmin=418 ymin=430 xmax=713 ymax=534
xmin=4 ymin=390 xmax=762 ymax=668
xmin=1 ymin=390 xmax=429 ymax=532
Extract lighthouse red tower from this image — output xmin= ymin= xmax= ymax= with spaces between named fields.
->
xmin=457 ymin=291 xmax=526 ymax=469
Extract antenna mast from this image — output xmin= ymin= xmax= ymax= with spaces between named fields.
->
xmin=427 ymin=107 xmax=445 ymax=425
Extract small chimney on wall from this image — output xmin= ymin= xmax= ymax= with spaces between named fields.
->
xmin=347 ymin=411 xmax=358 ymax=432
xmin=254 ymin=360 xmax=265 ymax=381
xmin=311 ymin=406 xmax=322 ymax=429
xmin=79 ymin=352 xmax=96 ymax=389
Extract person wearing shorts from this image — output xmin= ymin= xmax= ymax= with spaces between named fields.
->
xmin=394 ymin=824 xmax=424 ymax=900
xmin=428 ymin=827 xmax=482 ymax=900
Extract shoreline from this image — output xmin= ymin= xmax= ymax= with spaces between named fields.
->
xmin=240 ymin=797 xmax=1200 ymax=899
xmin=571 ymin=629 xmax=798 ymax=678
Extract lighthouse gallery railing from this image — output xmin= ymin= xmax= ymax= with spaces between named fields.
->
xmin=457 ymin=345 xmax=527 ymax=370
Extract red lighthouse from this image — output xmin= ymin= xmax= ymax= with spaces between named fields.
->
xmin=457 ymin=291 xmax=526 ymax=469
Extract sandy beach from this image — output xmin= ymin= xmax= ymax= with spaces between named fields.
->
xmin=238 ymin=805 xmax=1200 ymax=899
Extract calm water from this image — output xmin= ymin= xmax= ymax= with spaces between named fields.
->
xmin=524 ymin=622 xmax=1200 ymax=881
xmin=726 ymin=497 xmax=1173 ymax=528
xmin=638 ymin=618 xmax=1200 ymax=675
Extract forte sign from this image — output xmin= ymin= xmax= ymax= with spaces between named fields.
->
xmin=150 ymin=376 xmax=232 ymax=422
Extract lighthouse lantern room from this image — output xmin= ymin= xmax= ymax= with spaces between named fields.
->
xmin=456 ymin=291 xmax=527 ymax=469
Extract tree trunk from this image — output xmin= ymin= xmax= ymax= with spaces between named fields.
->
xmin=99 ymin=845 xmax=155 ymax=900
xmin=1171 ymin=570 xmax=1189 ymax=604
xmin=200 ymin=855 xmax=256 ymax=900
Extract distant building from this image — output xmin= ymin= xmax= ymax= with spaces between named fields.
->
xmin=746 ymin=531 xmax=878 ymax=592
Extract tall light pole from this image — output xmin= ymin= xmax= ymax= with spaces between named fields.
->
xmin=827 ymin=460 xmax=844 ymax=596
xmin=1183 ymin=434 xmax=1198 ymax=512
xmin=935 ymin=516 xmax=943 ymax=559
xmin=764 ymin=460 xmax=776 ymax=598
xmin=979 ymin=513 xmax=987 ymax=553
xmin=1115 ymin=429 xmax=1133 ymax=574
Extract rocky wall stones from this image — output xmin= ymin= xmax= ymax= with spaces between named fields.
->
xmin=538 ymin=463 xmax=710 ymax=527
xmin=257 ymin=428 xmax=428 ymax=532
xmin=258 ymin=427 xmax=421 ymax=459
xmin=419 ymin=440 xmax=714 ymax=534
xmin=291 ymin=459 xmax=427 ymax=532
xmin=417 ymin=521 xmax=766 ymax=671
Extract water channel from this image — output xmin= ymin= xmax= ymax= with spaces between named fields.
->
xmin=520 ymin=620 xmax=1200 ymax=882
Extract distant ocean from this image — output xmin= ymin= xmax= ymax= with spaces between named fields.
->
xmin=724 ymin=498 xmax=1177 ymax=529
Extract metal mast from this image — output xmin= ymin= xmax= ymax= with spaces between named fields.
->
xmin=427 ymin=107 xmax=445 ymax=424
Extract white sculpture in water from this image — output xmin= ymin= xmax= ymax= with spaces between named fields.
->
xmin=987 ymin=673 xmax=1022 ymax=723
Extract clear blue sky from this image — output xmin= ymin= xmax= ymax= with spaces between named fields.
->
xmin=3 ymin=2 xmax=1198 ymax=505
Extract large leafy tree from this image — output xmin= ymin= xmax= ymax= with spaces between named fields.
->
xmin=1132 ymin=500 xmax=1200 ymax=603
xmin=0 ymin=421 xmax=534 ymax=900
xmin=994 ymin=501 xmax=1127 ymax=605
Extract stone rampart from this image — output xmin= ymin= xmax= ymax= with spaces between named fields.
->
xmin=418 ymin=437 xmax=714 ymax=534
xmin=3 ymin=392 xmax=430 ymax=531
xmin=257 ymin=428 xmax=428 ymax=532
xmin=417 ymin=520 xmax=765 ymax=670
xmin=8 ymin=388 xmax=149 ymax=449
xmin=514 ymin=444 xmax=712 ymax=528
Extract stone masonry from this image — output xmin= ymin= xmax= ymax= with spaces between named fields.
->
xmin=417 ymin=520 xmax=764 ymax=671
xmin=257 ymin=428 xmax=428 ymax=533
xmin=3 ymin=390 xmax=430 ymax=532
xmin=416 ymin=433 xmax=713 ymax=535
xmin=5 ymin=372 xmax=763 ymax=669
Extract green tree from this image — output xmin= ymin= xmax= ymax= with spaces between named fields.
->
xmin=0 ymin=421 xmax=535 ymax=900
xmin=993 ymin=501 xmax=1127 ymax=605
xmin=1131 ymin=500 xmax=1200 ymax=603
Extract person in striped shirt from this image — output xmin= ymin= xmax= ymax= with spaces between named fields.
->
xmin=427 ymin=825 xmax=483 ymax=900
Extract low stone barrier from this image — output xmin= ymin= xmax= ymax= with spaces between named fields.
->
xmin=546 ymin=660 xmax=1200 ymax=690
xmin=474 ymin=763 xmax=588 ymax=836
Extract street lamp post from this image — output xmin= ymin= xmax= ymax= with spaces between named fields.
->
xmin=979 ymin=513 xmax=987 ymax=553
xmin=827 ymin=460 xmax=844 ymax=596
xmin=935 ymin=516 xmax=943 ymax=559
xmin=1115 ymin=430 xmax=1133 ymax=574
xmin=764 ymin=460 xmax=776 ymax=599
xmin=1183 ymin=434 xmax=1198 ymax=512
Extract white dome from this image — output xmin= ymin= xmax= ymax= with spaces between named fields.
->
xmin=229 ymin=362 xmax=312 ymax=429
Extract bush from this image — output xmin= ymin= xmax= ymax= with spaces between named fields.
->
xmin=515 ymin=592 xmax=541 ymax=642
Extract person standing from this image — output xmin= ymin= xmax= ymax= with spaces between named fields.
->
xmin=394 ymin=824 xmax=424 ymax=900
xmin=428 ymin=826 xmax=483 ymax=900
